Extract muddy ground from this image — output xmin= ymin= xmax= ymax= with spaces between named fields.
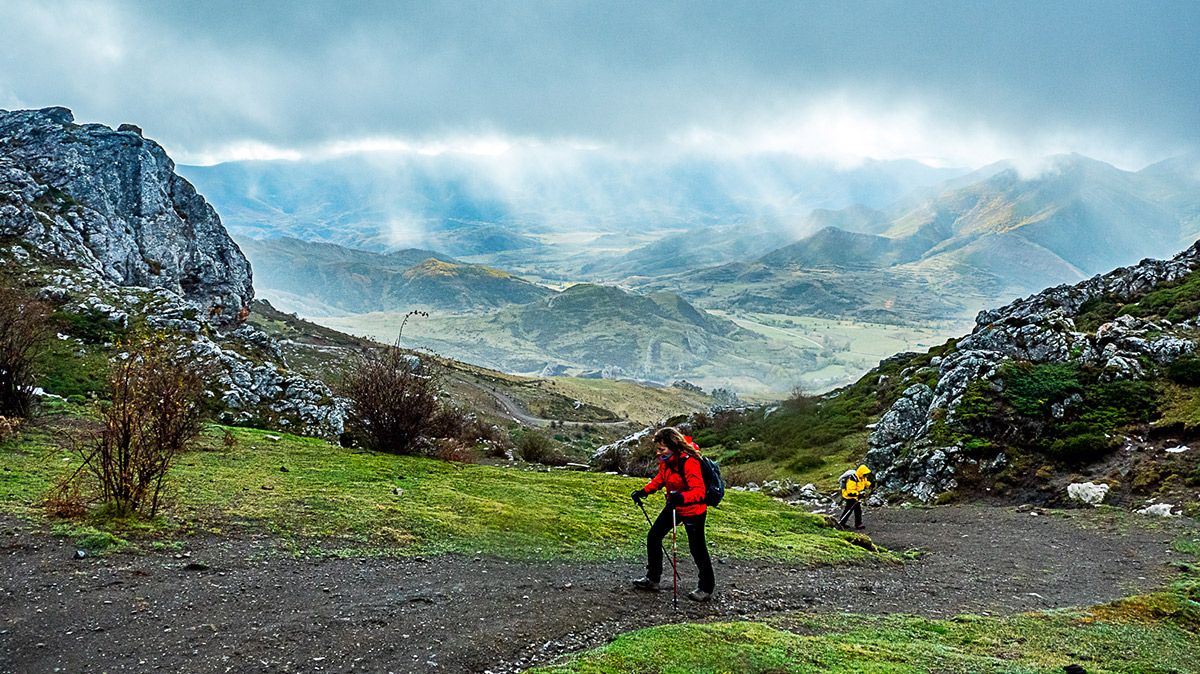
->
xmin=1 ymin=505 xmax=1193 ymax=674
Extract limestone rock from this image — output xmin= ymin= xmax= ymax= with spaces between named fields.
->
xmin=0 ymin=107 xmax=252 ymax=324
xmin=869 ymin=384 xmax=933 ymax=447
xmin=1066 ymin=482 xmax=1110 ymax=505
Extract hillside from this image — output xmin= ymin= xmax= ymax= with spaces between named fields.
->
xmin=240 ymin=236 xmax=552 ymax=315
xmin=673 ymin=239 xmax=1200 ymax=513
xmin=317 ymin=283 xmax=817 ymax=394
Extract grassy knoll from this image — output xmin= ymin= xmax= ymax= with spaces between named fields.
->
xmin=0 ymin=422 xmax=883 ymax=563
xmin=532 ymin=549 xmax=1200 ymax=674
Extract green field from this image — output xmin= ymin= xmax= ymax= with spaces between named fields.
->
xmin=1 ymin=419 xmax=883 ymax=563
xmin=710 ymin=311 xmax=965 ymax=392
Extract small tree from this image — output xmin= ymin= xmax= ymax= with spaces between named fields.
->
xmin=0 ymin=286 xmax=50 ymax=417
xmin=341 ymin=345 xmax=441 ymax=454
xmin=76 ymin=335 xmax=207 ymax=517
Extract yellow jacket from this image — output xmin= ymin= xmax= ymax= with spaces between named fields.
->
xmin=840 ymin=465 xmax=872 ymax=500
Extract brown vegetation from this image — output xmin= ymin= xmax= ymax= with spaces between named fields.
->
xmin=0 ymin=286 xmax=50 ymax=417
xmin=68 ymin=334 xmax=208 ymax=517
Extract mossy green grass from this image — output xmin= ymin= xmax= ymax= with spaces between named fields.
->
xmin=530 ymin=607 xmax=1198 ymax=674
xmin=1 ymin=423 xmax=883 ymax=563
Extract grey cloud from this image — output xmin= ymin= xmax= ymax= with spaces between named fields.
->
xmin=0 ymin=0 xmax=1196 ymax=162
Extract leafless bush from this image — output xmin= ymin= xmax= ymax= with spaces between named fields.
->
xmin=43 ymin=479 xmax=88 ymax=518
xmin=71 ymin=335 xmax=208 ymax=517
xmin=0 ymin=415 xmax=21 ymax=444
xmin=340 ymin=345 xmax=440 ymax=454
xmin=0 ymin=287 xmax=50 ymax=418
xmin=430 ymin=437 xmax=479 ymax=464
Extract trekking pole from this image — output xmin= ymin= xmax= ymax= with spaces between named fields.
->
xmin=637 ymin=499 xmax=675 ymax=592
xmin=670 ymin=506 xmax=679 ymax=612
xmin=836 ymin=499 xmax=855 ymax=529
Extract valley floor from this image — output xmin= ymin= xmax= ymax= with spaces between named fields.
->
xmin=2 ymin=505 xmax=1190 ymax=674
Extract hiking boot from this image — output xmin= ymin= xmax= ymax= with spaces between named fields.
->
xmin=632 ymin=576 xmax=660 ymax=591
xmin=854 ymin=524 xmax=866 ymax=530
xmin=686 ymin=589 xmax=713 ymax=602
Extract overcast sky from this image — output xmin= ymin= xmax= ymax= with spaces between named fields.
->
xmin=1 ymin=0 xmax=1196 ymax=168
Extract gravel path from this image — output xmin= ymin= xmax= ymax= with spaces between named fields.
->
xmin=1 ymin=505 xmax=1192 ymax=674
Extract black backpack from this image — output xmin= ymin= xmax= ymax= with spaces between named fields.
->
xmin=680 ymin=454 xmax=726 ymax=507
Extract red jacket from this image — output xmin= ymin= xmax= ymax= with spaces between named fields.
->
xmin=644 ymin=453 xmax=707 ymax=516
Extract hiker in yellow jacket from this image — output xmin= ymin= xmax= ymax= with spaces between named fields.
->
xmin=837 ymin=465 xmax=872 ymax=530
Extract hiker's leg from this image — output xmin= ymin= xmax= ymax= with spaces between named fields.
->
xmin=684 ymin=514 xmax=715 ymax=593
xmin=646 ymin=506 xmax=672 ymax=582
xmin=838 ymin=499 xmax=855 ymax=526
xmin=854 ymin=501 xmax=863 ymax=528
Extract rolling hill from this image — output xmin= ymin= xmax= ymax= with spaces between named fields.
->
xmin=240 ymin=236 xmax=553 ymax=315
xmin=317 ymin=283 xmax=818 ymax=393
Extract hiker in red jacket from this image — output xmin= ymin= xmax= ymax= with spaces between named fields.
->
xmin=630 ymin=426 xmax=715 ymax=601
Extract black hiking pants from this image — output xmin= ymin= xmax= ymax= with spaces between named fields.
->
xmin=647 ymin=506 xmax=715 ymax=593
xmin=839 ymin=498 xmax=863 ymax=528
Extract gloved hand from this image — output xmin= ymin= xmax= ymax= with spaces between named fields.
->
xmin=631 ymin=489 xmax=647 ymax=504
xmin=666 ymin=491 xmax=685 ymax=507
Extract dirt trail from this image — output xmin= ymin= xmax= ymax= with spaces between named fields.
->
xmin=1 ymin=506 xmax=1192 ymax=674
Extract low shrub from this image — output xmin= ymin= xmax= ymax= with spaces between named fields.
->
xmin=1000 ymin=362 xmax=1083 ymax=416
xmin=1167 ymin=354 xmax=1200 ymax=386
xmin=70 ymin=334 xmax=209 ymax=517
xmin=340 ymin=345 xmax=440 ymax=454
xmin=0 ymin=415 xmax=21 ymax=444
xmin=0 ymin=287 xmax=51 ymax=417
xmin=429 ymin=438 xmax=479 ymax=464
xmin=517 ymin=430 xmax=566 ymax=466
xmin=721 ymin=462 xmax=773 ymax=487
xmin=1045 ymin=431 xmax=1115 ymax=464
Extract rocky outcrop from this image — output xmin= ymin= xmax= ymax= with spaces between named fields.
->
xmin=20 ymin=257 xmax=346 ymax=439
xmin=0 ymin=107 xmax=252 ymax=324
xmin=870 ymin=241 xmax=1200 ymax=500
xmin=0 ymin=108 xmax=342 ymax=440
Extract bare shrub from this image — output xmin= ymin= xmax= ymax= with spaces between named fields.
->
xmin=340 ymin=345 xmax=440 ymax=454
xmin=517 ymin=430 xmax=566 ymax=466
xmin=430 ymin=438 xmax=478 ymax=464
xmin=72 ymin=335 xmax=208 ymax=517
xmin=721 ymin=462 xmax=774 ymax=488
xmin=0 ymin=415 xmax=22 ymax=444
xmin=0 ymin=287 xmax=50 ymax=418
xmin=43 ymin=479 xmax=88 ymax=518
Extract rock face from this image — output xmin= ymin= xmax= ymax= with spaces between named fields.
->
xmin=0 ymin=107 xmax=252 ymax=324
xmin=870 ymin=241 xmax=1200 ymax=500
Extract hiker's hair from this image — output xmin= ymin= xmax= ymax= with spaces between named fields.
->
xmin=654 ymin=426 xmax=700 ymax=457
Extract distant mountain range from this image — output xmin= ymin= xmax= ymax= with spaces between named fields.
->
xmin=240 ymin=237 xmax=552 ymax=316
xmin=639 ymin=153 xmax=1200 ymax=323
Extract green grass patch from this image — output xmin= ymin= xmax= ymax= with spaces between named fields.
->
xmin=532 ymin=606 xmax=1200 ymax=674
xmin=1 ymin=423 xmax=885 ymax=563
xmin=34 ymin=337 xmax=110 ymax=398
xmin=49 ymin=521 xmax=128 ymax=554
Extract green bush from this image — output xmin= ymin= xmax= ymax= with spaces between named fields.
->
xmin=1000 ymin=362 xmax=1082 ymax=416
xmin=1045 ymin=430 xmax=1115 ymax=464
xmin=1167 ymin=354 xmax=1200 ymax=385
xmin=517 ymin=431 xmax=566 ymax=466
xmin=1121 ymin=269 xmax=1200 ymax=323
